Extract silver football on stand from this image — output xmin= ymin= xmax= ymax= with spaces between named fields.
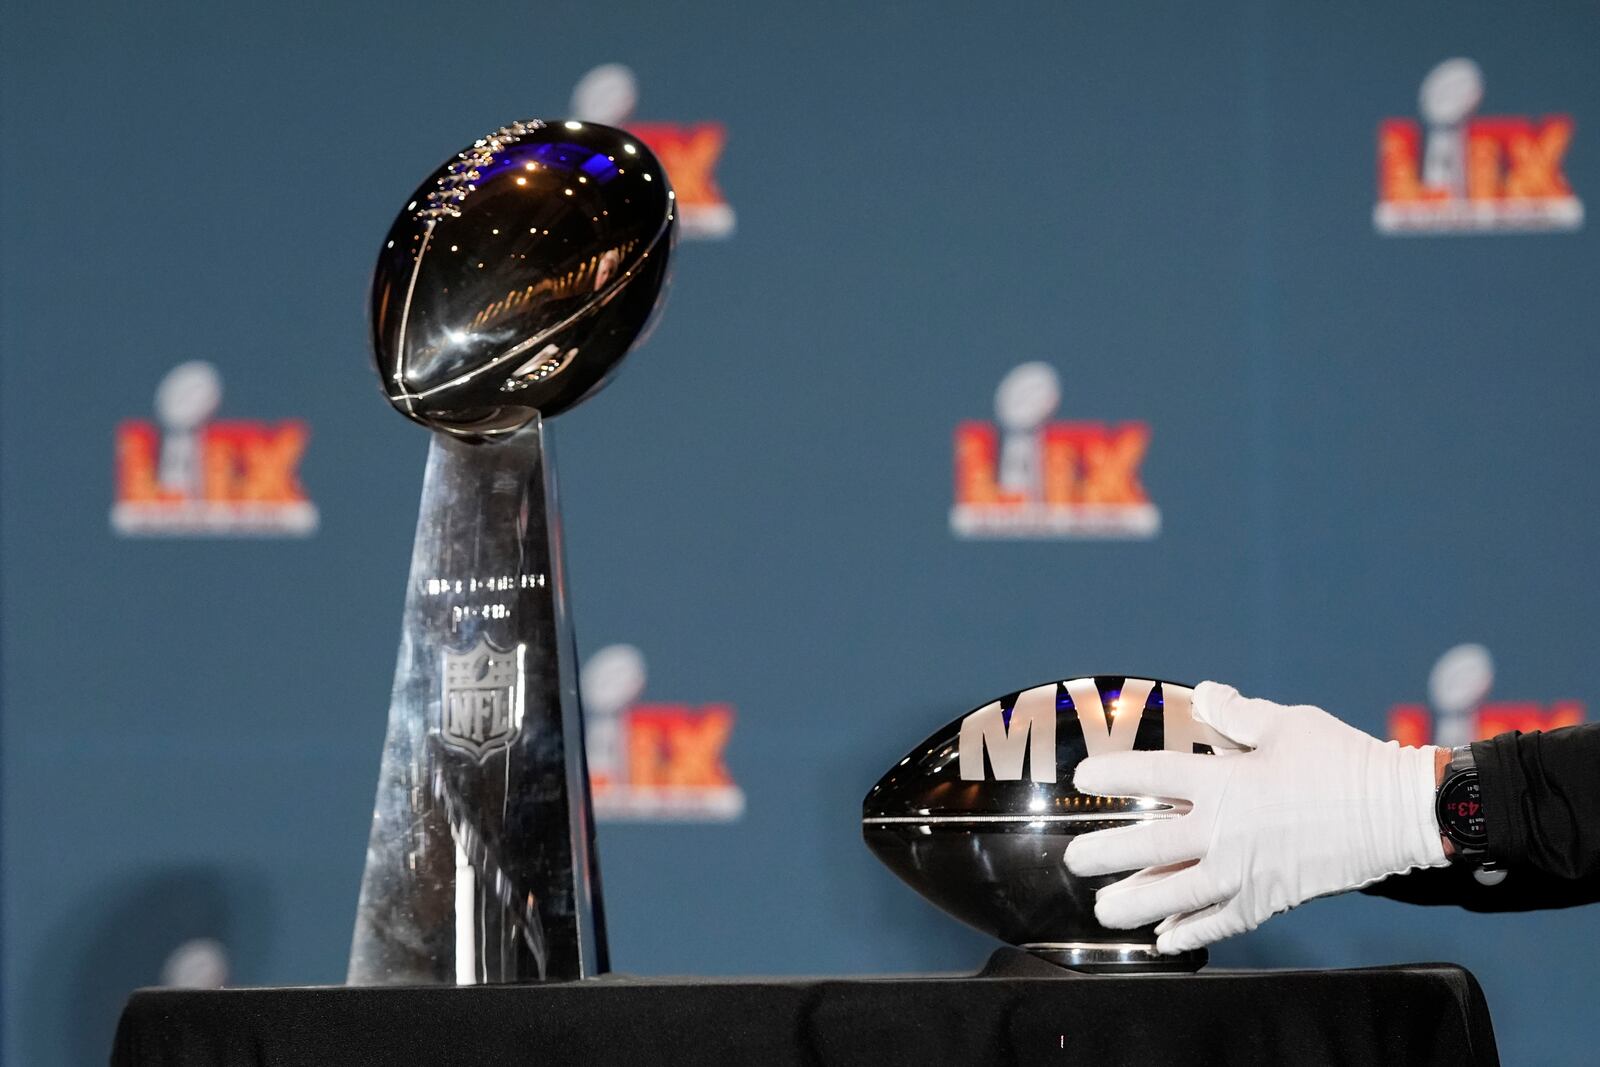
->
xmin=863 ymin=676 xmax=1245 ymax=974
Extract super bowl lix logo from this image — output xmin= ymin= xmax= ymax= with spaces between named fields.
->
xmin=952 ymin=362 xmax=1159 ymax=539
xmin=581 ymin=644 xmax=744 ymax=821
xmin=112 ymin=361 xmax=317 ymax=537
xmin=1376 ymin=58 xmax=1582 ymax=235
xmin=1388 ymin=643 xmax=1584 ymax=748
xmin=571 ymin=64 xmax=733 ymax=240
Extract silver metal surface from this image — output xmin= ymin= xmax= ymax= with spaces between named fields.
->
xmin=348 ymin=418 xmax=604 ymax=984
xmin=350 ymin=119 xmax=674 ymax=986
xmin=370 ymin=120 xmax=675 ymax=435
xmin=1022 ymin=942 xmax=1205 ymax=975
xmin=864 ymin=812 xmax=1180 ymax=825
xmin=864 ymin=676 xmax=1243 ymax=975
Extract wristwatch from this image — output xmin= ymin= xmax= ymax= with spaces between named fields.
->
xmin=1436 ymin=745 xmax=1507 ymax=885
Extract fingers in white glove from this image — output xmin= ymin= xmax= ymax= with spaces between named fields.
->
xmin=1064 ymin=811 xmax=1210 ymax=876
xmin=1153 ymin=897 xmax=1253 ymax=954
xmin=1190 ymin=681 xmax=1283 ymax=747
xmin=1067 ymin=683 xmax=1448 ymax=953
xmin=1073 ymin=750 xmax=1210 ymax=801
xmin=1093 ymin=861 xmax=1236 ymax=930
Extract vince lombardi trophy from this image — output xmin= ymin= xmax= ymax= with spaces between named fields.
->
xmin=348 ymin=119 xmax=675 ymax=984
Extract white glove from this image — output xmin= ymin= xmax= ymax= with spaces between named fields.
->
xmin=1063 ymin=682 xmax=1449 ymax=953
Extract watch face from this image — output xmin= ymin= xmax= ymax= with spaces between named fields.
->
xmin=1438 ymin=772 xmax=1488 ymax=849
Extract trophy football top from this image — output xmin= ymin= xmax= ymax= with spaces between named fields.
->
xmin=371 ymin=119 xmax=675 ymax=435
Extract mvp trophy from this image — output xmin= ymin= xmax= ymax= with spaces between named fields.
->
xmin=348 ymin=120 xmax=675 ymax=985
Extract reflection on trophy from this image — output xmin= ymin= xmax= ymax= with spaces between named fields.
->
xmin=348 ymin=119 xmax=675 ymax=985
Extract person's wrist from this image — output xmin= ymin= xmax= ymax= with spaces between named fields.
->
xmin=1380 ymin=742 xmax=1451 ymax=869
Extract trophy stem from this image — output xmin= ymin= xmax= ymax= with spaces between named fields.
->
xmin=348 ymin=416 xmax=606 ymax=985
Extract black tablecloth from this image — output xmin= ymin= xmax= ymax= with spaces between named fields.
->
xmin=112 ymin=949 xmax=1498 ymax=1066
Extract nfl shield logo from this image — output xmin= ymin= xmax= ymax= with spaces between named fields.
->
xmin=440 ymin=637 xmax=524 ymax=760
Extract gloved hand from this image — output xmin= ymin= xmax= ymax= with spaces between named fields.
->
xmin=1063 ymin=682 xmax=1449 ymax=953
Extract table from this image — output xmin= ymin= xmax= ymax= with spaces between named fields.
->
xmin=112 ymin=948 xmax=1498 ymax=1066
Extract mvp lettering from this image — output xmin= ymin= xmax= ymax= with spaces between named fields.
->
xmin=959 ymin=679 xmax=1232 ymax=782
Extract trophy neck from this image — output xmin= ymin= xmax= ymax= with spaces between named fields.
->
xmin=349 ymin=414 xmax=607 ymax=985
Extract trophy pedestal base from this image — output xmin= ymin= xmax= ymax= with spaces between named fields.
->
xmin=1015 ymin=941 xmax=1206 ymax=975
xmin=114 ymin=961 xmax=1497 ymax=1067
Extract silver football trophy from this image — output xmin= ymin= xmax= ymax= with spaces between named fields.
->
xmin=348 ymin=120 xmax=675 ymax=984
xmin=864 ymin=676 xmax=1243 ymax=973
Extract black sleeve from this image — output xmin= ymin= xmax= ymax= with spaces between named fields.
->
xmin=1476 ymin=724 xmax=1600 ymax=878
xmin=1365 ymin=725 xmax=1600 ymax=911
xmin=1364 ymin=860 xmax=1600 ymax=911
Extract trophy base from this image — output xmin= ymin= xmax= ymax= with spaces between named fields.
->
xmin=1019 ymin=941 xmax=1206 ymax=975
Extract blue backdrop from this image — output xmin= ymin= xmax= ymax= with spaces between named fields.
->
xmin=3 ymin=1 xmax=1598 ymax=1063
